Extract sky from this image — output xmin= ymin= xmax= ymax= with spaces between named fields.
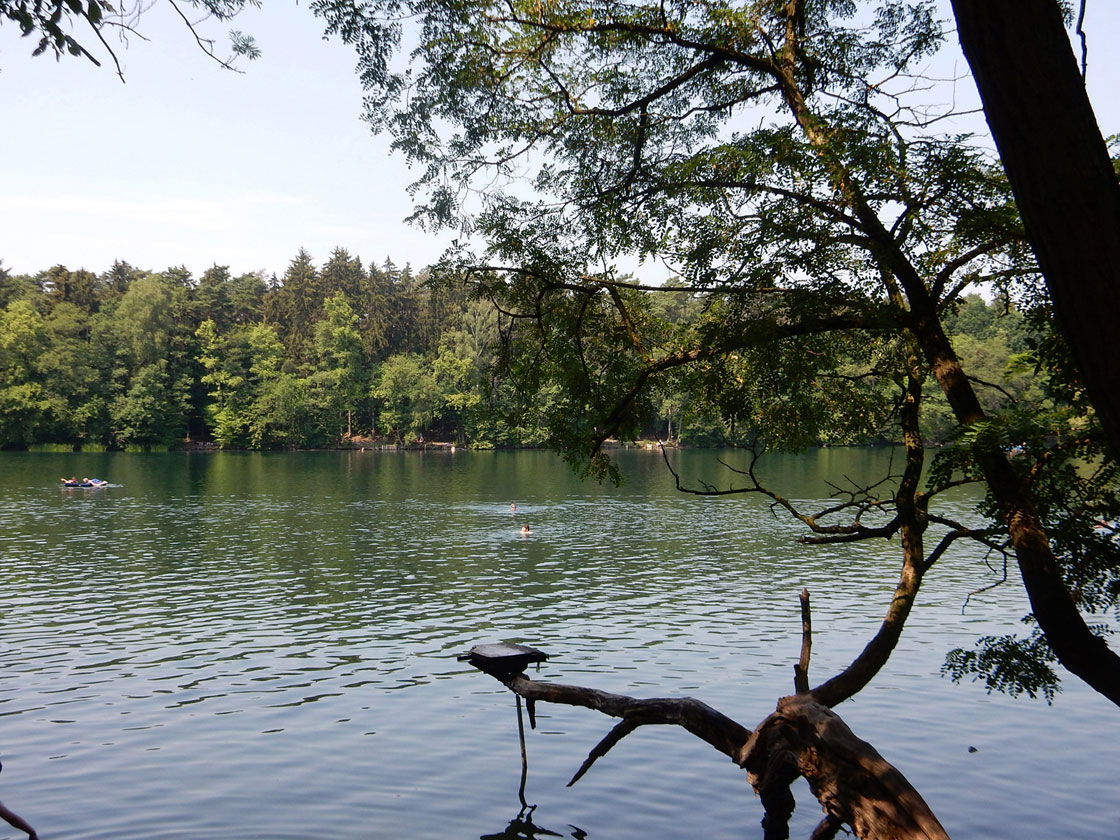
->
xmin=2 ymin=1 xmax=1120 ymax=282
xmin=1 ymin=1 xmax=446 ymax=280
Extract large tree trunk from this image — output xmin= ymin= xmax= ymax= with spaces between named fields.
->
xmin=909 ymin=295 xmax=1120 ymax=705
xmin=741 ymin=694 xmax=950 ymax=840
xmin=951 ymin=0 xmax=1120 ymax=461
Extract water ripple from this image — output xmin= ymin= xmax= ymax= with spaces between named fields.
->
xmin=1 ymin=450 xmax=1116 ymax=839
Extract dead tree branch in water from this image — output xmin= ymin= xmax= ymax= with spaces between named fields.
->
xmin=462 ymin=591 xmax=949 ymax=840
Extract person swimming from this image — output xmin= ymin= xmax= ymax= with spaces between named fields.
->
xmin=520 ymin=524 xmax=531 ymax=534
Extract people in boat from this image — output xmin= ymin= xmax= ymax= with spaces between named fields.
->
xmin=0 ymin=761 xmax=38 ymax=840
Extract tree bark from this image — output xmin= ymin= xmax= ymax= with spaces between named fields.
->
xmin=741 ymin=695 xmax=949 ymax=840
xmin=909 ymin=278 xmax=1120 ymax=706
xmin=951 ymin=0 xmax=1120 ymax=462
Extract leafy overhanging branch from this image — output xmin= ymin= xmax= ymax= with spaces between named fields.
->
xmin=3 ymin=0 xmax=262 ymax=79
xmin=316 ymin=0 xmax=1120 ymax=704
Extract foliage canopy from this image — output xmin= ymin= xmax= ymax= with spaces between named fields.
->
xmin=309 ymin=0 xmax=1120 ymax=705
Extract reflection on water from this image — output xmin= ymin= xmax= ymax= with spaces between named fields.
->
xmin=479 ymin=805 xmax=579 ymax=840
xmin=1 ymin=449 xmax=1117 ymax=839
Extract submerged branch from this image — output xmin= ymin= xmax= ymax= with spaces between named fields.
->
xmin=461 ymin=616 xmax=948 ymax=840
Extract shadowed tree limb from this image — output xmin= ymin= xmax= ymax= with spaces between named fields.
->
xmin=655 ymin=368 xmax=937 ymax=710
xmin=740 ymin=694 xmax=950 ymax=840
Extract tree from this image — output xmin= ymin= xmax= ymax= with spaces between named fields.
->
xmin=951 ymin=0 xmax=1120 ymax=463
xmin=0 ymin=261 xmax=37 ymax=308
xmin=228 ymin=271 xmax=268 ymax=325
xmin=311 ymin=292 xmax=369 ymax=439
xmin=109 ymin=272 xmax=196 ymax=447
xmin=39 ymin=301 xmax=114 ymax=443
xmin=102 ymin=260 xmax=143 ymax=302
xmin=371 ymin=353 xmax=440 ymax=443
xmin=110 ymin=359 xmax=190 ymax=448
xmin=196 ymin=264 xmax=235 ymax=331
xmin=431 ymin=297 xmax=502 ymax=441
xmin=243 ymin=322 xmax=312 ymax=449
xmin=250 ymin=371 xmax=316 ymax=448
xmin=197 ymin=318 xmax=254 ymax=448
xmin=113 ymin=274 xmax=178 ymax=370
xmin=377 ymin=257 xmax=426 ymax=356
xmin=37 ymin=264 xmax=105 ymax=314
xmin=313 ymin=2 xmax=1120 ymax=821
xmin=319 ymin=247 xmax=367 ymax=302
xmin=264 ymin=248 xmax=322 ymax=365
xmin=0 ymin=298 xmax=50 ymax=447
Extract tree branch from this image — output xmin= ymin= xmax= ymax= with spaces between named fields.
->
xmin=461 ymin=613 xmax=949 ymax=840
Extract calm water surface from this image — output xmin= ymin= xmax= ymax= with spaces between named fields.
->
xmin=1 ymin=449 xmax=1117 ymax=839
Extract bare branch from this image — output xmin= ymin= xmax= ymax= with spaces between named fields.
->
xmin=1076 ymin=0 xmax=1088 ymax=81
xmin=166 ymin=0 xmax=246 ymax=72
xmin=961 ymin=546 xmax=1012 ymax=611
xmin=966 ymin=373 xmax=1019 ymax=404
xmin=503 ymin=673 xmax=753 ymax=766
xmin=658 ymin=442 xmax=903 ymax=545
xmin=569 ymin=717 xmax=643 ymax=786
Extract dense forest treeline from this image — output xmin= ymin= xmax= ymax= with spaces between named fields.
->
xmin=0 ymin=250 xmax=1039 ymax=450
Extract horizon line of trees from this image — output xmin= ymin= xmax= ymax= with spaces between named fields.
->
xmin=1 ymin=249 xmax=1040 ymax=451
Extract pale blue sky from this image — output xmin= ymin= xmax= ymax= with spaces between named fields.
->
xmin=1 ymin=2 xmax=443 ymax=279
xmin=2 ymin=2 xmax=1119 ymax=281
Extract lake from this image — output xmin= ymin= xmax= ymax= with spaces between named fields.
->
xmin=1 ymin=449 xmax=1117 ymax=839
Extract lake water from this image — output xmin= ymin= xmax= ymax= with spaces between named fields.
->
xmin=1 ymin=449 xmax=1117 ymax=839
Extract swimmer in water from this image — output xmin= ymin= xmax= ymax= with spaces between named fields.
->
xmin=520 ymin=524 xmax=531 ymax=535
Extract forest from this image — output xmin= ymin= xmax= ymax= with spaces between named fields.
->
xmin=5 ymin=0 xmax=1120 ymax=836
xmin=0 ymin=252 xmax=1037 ymax=452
